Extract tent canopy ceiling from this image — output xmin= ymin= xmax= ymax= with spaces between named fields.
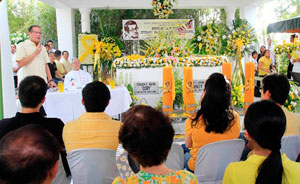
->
xmin=40 ymin=0 xmax=271 ymax=9
xmin=267 ymin=16 xmax=300 ymax=34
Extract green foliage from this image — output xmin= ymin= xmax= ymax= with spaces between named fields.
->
xmin=275 ymin=0 xmax=300 ymax=20
xmin=7 ymin=0 xmax=57 ymax=45
xmin=173 ymin=68 xmax=183 ymax=109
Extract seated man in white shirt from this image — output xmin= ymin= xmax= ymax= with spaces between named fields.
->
xmin=64 ymin=58 xmax=92 ymax=90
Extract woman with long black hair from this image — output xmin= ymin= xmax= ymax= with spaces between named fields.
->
xmin=223 ymin=100 xmax=300 ymax=184
xmin=184 ymin=73 xmax=240 ymax=172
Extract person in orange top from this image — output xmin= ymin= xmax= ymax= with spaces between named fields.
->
xmin=184 ymin=73 xmax=240 ymax=172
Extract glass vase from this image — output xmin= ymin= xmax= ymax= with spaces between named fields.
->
xmin=276 ymin=54 xmax=289 ymax=76
xmin=231 ymin=50 xmax=245 ymax=109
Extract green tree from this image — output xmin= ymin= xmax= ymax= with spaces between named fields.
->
xmin=7 ymin=0 xmax=57 ymax=46
xmin=275 ymin=0 xmax=300 ymax=20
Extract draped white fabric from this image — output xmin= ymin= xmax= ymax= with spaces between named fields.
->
xmin=43 ymin=86 xmax=132 ymax=123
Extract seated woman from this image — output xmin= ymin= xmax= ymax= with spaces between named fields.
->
xmin=184 ymin=73 xmax=240 ymax=172
xmin=113 ymin=105 xmax=197 ymax=184
xmin=258 ymin=49 xmax=274 ymax=77
xmin=223 ymin=100 xmax=300 ymax=183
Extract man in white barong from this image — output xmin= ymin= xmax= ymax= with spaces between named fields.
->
xmin=64 ymin=58 xmax=92 ymax=90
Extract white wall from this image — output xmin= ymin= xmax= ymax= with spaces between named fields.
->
xmin=0 ymin=0 xmax=17 ymax=118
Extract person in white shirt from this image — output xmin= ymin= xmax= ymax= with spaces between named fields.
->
xmin=250 ymin=51 xmax=258 ymax=74
xmin=267 ymin=38 xmax=275 ymax=66
xmin=64 ymin=58 xmax=92 ymax=90
xmin=11 ymin=44 xmax=18 ymax=88
xmin=47 ymin=40 xmax=56 ymax=53
xmin=61 ymin=51 xmax=72 ymax=73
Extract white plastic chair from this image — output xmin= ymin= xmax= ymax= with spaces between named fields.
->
xmin=165 ymin=142 xmax=185 ymax=170
xmin=194 ymin=139 xmax=245 ymax=184
xmin=280 ymin=135 xmax=300 ymax=161
xmin=52 ymin=155 xmax=71 ymax=184
xmin=67 ymin=148 xmax=120 ymax=184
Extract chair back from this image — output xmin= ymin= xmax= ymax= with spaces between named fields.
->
xmin=194 ymin=139 xmax=245 ymax=184
xmin=52 ymin=155 xmax=71 ymax=184
xmin=165 ymin=143 xmax=185 ymax=170
xmin=280 ymin=135 xmax=300 ymax=161
xmin=67 ymin=148 xmax=119 ymax=184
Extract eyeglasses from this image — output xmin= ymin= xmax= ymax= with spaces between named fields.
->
xmin=31 ymin=31 xmax=42 ymax=35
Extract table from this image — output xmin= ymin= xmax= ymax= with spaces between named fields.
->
xmin=43 ymin=86 xmax=132 ymax=123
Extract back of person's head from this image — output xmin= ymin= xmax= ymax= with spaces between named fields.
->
xmin=82 ymin=81 xmax=110 ymax=112
xmin=19 ymin=76 xmax=48 ymax=108
xmin=192 ymin=73 xmax=234 ymax=133
xmin=244 ymin=100 xmax=286 ymax=184
xmin=0 ymin=124 xmax=60 ymax=184
xmin=54 ymin=50 xmax=61 ymax=58
xmin=119 ymin=105 xmax=174 ymax=167
xmin=262 ymin=73 xmax=290 ymax=105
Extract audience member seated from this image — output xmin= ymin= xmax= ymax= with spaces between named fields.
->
xmin=63 ymin=81 xmax=121 ymax=153
xmin=261 ymin=73 xmax=300 ymax=135
xmin=113 ymin=105 xmax=198 ymax=184
xmin=0 ymin=76 xmax=70 ymax=176
xmin=258 ymin=49 xmax=274 ymax=77
xmin=0 ymin=124 xmax=59 ymax=184
xmin=250 ymin=51 xmax=258 ymax=74
xmin=0 ymin=124 xmax=60 ymax=184
xmin=61 ymin=50 xmax=72 ymax=73
xmin=223 ymin=100 xmax=300 ymax=184
xmin=54 ymin=50 xmax=67 ymax=78
xmin=257 ymin=45 xmax=266 ymax=62
xmin=48 ymin=52 xmax=63 ymax=84
xmin=64 ymin=58 xmax=92 ymax=90
xmin=184 ymin=73 xmax=240 ymax=172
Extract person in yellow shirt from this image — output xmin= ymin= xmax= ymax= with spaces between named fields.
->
xmin=258 ymin=49 xmax=274 ymax=76
xmin=63 ymin=81 xmax=121 ymax=153
xmin=261 ymin=73 xmax=300 ymax=135
xmin=54 ymin=50 xmax=67 ymax=78
xmin=61 ymin=51 xmax=72 ymax=73
xmin=223 ymin=100 xmax=300 ymax=184
xmin=184 ymin=73 xmax=240 ymax=172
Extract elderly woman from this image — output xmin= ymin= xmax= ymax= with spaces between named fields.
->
xmin=223 ymin=100 xmax=300 ymax=183
xmin=113 ymin=105 xmax=198 ymax=184
xmin=184 ymin=73 xmax=240 ymax=172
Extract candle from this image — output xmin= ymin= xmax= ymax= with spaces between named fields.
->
xmin=244 ymin=62 xmax=255 ymax=112
xmin=183 ymin=67 xmax=195 ymax=115
xmin=222 ymin=62 xmax=232 ymax=81
xmin=162 ymin=66 xmax=175 ymax=115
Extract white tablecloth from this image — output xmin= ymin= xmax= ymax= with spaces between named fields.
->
xmin=43 ymin=86 xmax=132 ymax=123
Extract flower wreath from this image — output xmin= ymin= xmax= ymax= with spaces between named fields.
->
xmin=152 ymin=0 xmax=174 ymax=19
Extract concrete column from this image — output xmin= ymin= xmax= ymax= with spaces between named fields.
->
xmin=79 ymin=8 xmax=92 ymax=33
xmin=0 ymin=0 xmax=17 ymax=118
xmin=225 ymin=7 xmax=236 ymax=27
xmin=56 ymin=8 xmax=76 ymax=57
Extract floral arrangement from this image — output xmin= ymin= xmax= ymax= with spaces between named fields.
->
xmin=95 ymin=37 xmax=122 ymax=61
xmin=10 ymin=33 xmax=29 ymax=44
xmin=190 ymin=23 xmax=222 ymax=55
xmin=143 ymin=29 xmax=191 ymax=58
xmin=282 ymin=43 xmax=295 ymax=54
xmin=231 ymin=85 xmax=244 ymax=108
xmin=152 ymin=0 xmax=174 ymax=19
xmin=274 ymin=45 xmax=284 ymax=55
xmin=224 ymin=17 xmax=257 ymax=57
xmin=113 ymin=55 xmax=228 ymax=68
xmin=284 ymin=81 xmax=300 ymax=113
